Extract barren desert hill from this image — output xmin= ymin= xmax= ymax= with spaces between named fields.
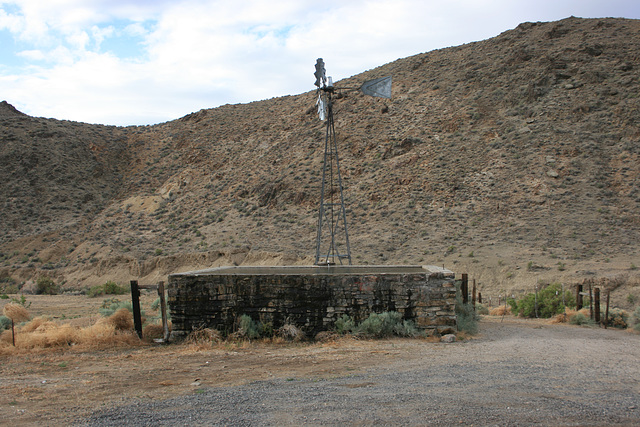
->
xmin=1 ymin=16 xmax=639 ymax=305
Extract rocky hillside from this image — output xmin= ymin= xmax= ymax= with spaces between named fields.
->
xmin=1 ymin=17 xmax=639 ymax=305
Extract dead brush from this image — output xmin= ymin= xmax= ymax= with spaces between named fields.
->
xmin=17 ymin=324 xmax=78 ymax=348
xmin=3 ymin=303 xmax=30 ymax=323
xmin=142 ymin=324 xmax=165 ymax=340
xmin=578 ymin=308 xmax=591 ymax=317
xmin=102 ymin=308 xmax=134 ymax=331
xmin=76 ymin=323 xmax=140 ymax=349
xmin=489 ymin=306 xmax=511 ymax=316
xmin=549 ymin=308 xmax=578 ymax=324
xmin=278 ymin=324 xmax=305 ymax=342
xmin=185 ymin=327 xmax=222 ymax=346
xmin=0 ymin=312 xmax=143 ymax=355
xmin=3 ymin=302 xmax=30 ymax=346
xmin=21 ymin=316 xmax=54 ymax=333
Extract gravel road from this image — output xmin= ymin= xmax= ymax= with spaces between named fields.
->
xmin=81 ymin=318 xmax=640 ymax=426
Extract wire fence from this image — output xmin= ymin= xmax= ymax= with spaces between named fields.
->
xmin=456 ymin=274 xmax=624 ymax=328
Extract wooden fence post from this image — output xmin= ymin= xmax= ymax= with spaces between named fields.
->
xmin=472 ymin=279 xmax=476 ymax=311
xmin=594 ymin=287 xmax=601 ymax=324
xmin=130 ymin=280 xmax=143 ymax=339
xmin=576 ymin=284 xmax=583 ymax=310
xmin=604 ymin=290 xmax=610 ymax=329
xmin=589 ymin=283 xmax=593 ymax=320
xmin=478 ymin=292 xmax=482 ymax=304
xmin=461 ymin=273 xmax=468 ymax=304
xmin=158 ymin=281 xmax=170 ymax=342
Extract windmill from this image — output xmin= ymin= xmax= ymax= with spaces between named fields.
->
xmin=313 ymin=58 xmax=392 ymax=265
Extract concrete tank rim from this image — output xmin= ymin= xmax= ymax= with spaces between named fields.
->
xmin=168 ymin=264 xmax=454 ymax=278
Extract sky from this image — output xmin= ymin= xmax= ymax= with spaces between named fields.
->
xmin=1 ymin=0 xmax=639 ymax=126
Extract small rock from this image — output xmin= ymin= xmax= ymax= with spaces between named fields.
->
xmin=547 ymin=170 xmax=559 ymax=178
xmin=440 ymin=334 xmax=457 ymax=343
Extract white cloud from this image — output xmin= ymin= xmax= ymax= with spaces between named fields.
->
xmin=16 ymin=49 xmax=44 ymax=61
xmin=1 ymin=0 xmax=639 ymax=125
xmin=0 ymin=7 xmax=24 ymax=33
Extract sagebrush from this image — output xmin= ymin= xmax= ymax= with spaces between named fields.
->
xmin=455 ymin=282 xmax=478 ymax=334
xmin=509 ymin=283 xmax=575 ymax=318
xmin=88 ymin=281 xmax=127 ymax=297
xmin=332 ymin=311 xmax=421 ymax=338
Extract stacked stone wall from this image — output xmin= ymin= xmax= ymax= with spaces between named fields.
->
xmin=168 ymin=265 xmax=456 ymax=339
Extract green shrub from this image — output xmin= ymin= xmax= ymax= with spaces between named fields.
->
xmin=260 ymin=321 xmax=274 ymax=337
xmin=10 ymin=294 xmax=31 ymax=308
xmin=475 ymin=303 xmax=489 ymax=315
xmin=570 ymin=312 xmax=595 ymax=326
xmin=99 ymin=298 xmax=143 ymax=318
xmin=0 ymin=275 xmax=19 ymax=294
xmin=356 ymin=312 xmax=393 ymax=337
xmin=632 ymin=307 xmax=640 ymax=332
xmin=87 ymin=285 xmax=104 ymax=297
xmin=333 ymin=312 xmax=420 ymax=338
xmin=104 ymin=281 xmax=127 ymax=294
xmin=0 ymin=293 xmax=8 ymax=299
xmin=455 ymin=282 xmax=479 ymax=334
xmin=456 ymin=299 xmax=479 ymax=334
xmin=334 ymin=314 xmax=356 ymax=335
xmin=354 ymin=311 xmax=420 ymax=338
xmin=36 ymin=276 xmax=58 ymax=295
xmin=0 ymin=315 xmax=11 ymax=331
xmin=88 ymin=281 xmax=127 ymax=298
xmin=607 ymin=308 xmax=629 ymax=329
xmin=512 ymin=283 xmax=575 ymax=318
xmin=238 ymin=314 xmax=261 ymax=339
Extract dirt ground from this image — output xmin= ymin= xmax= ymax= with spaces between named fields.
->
xmin=1 ymin=295 xmax=639 ymax=426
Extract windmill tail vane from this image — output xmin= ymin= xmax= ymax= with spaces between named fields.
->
xmin=312 ymin=58 xmax=392 ymax=266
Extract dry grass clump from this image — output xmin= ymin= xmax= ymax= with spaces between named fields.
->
xmin=20 ymin=316 xmax=54 ymax=332
xmin=489 ymin=306 xmax=511 ymax=316
xmin=185 ymin=327 xmax=222 ymax=345
xmin=0 ymin=309 xmax=143 ymax=355
xmin=278 ymin=324 xmax=305 ymax=342
xmin=550 ymin=309 xmax=578 ymax=323
xmin=143 ymin=324 xmax=165 ymax=339
xmin=578 ymin=308 xmax=591 ymax=316
xmin=1 ymin=317 xmax=79 ymax=349
xmin=0 ymin=329 xmax=13 ymax=345
xmin=76 ymin=323 xmax=140 ymax=348
xmin=315 ymin=331 xmax=338 ymax=343
xmin=102 ymin=308 xmax=134 ymax=331
xmin=3 ymin=303 xmax=30 ymax=322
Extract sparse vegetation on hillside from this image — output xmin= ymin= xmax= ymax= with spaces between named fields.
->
xmin=35 ymin=276 xmax=58 ymax=295
xmin=87 ymin=281 xmax=128 ymax=297
xmin=0 ymin=17 xmax=639 ymax=305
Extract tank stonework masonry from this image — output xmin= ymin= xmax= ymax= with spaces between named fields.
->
xmin=168 ymin=265 xmax=457 ymax=340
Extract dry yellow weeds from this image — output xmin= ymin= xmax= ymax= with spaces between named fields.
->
xmin=3 ymin=303 xmax=30 ymax=322
xmin=0 ymin=308 xmax=145 ymax=355
xmin=489 ymin=306 xmax=511 ymax=316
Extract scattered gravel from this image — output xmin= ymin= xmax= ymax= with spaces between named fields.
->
xmin=81 ymin=318 xmax=640 ymax=426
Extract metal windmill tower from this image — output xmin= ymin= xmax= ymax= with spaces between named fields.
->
xmin=313 ymin=58 xmax=392 ymax=265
